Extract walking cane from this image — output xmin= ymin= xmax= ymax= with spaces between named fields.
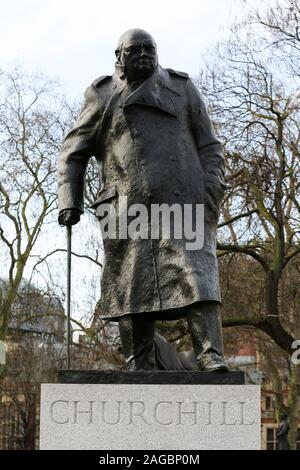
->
xmin=66 ymin=225 xmax=72 ymax=369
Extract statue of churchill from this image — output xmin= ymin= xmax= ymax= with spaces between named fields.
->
xmin=58 ymin=28 xmax=229 ymax=372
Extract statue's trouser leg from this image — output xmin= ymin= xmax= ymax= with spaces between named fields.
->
xmin=186 ymin=301 xmax=229 ymax=371
xmin=118 ymin=314 xmax=156 ymax=370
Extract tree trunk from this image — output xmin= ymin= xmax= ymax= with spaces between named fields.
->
xmin=287 ymin=365 xmax=300 ymax=450
xmin=265 ymin=270 xmax=279 ymax=318
xmin=23 ymin=396 xmax=36 ymax=450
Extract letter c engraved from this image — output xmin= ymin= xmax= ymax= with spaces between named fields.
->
xmin=154 ymin=401 xmax=173 ymax=425
xmin=50 ymin=400 xmax=69 ymax=424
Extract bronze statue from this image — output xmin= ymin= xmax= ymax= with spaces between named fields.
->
xmin=276 ymin=412 xmax=290 ymax=450
xmin=58 ymin=28 xmax=228 ymax=372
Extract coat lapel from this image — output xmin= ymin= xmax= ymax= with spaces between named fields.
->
xmin=121 ymin=66 xmax=179 ymax=117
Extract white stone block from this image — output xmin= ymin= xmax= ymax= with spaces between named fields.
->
xmin=40 ymin=383 xmax=261 ymax=450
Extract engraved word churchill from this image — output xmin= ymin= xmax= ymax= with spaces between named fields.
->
xmin=50 ymin=399 xmax=255 ymax=427
xmin=40 ymin=384 xmax=261 ymax=449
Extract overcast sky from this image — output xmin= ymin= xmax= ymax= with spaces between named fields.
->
xmin=0 ymin=0 xmax=248 ymax=98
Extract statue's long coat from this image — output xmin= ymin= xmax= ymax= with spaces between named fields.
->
xmin=58 ymin=65 xmax=225 ymax=320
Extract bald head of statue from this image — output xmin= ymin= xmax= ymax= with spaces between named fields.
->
xmin=115 ymin=28 xmax=158 ymax=82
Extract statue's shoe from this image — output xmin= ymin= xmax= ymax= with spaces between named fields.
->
xmin=197 ymin=352 xmax=229 ymax=372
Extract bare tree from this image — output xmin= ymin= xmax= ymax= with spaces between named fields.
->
xmin=246 ymin=0 xmax=300 ymax=76
xmin=0 ymin=325 xmax=65 ymax=449
xmin=0 ymin=65 xmax=75 ymax=342
xmin=193 ymin=0 xmax=300 ymax=447
xmin=197 ymin=10 xmax=300 ymax=353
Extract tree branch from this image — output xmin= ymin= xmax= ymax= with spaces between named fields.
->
xmin=223 ymin=315 xmax=295 ymax=354
xmin=217 ymin=243 xmax=269 ymax=270
xmin=30 ymin=248 xmax=102 ymax=270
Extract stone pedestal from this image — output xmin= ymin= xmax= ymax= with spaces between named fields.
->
xmin=40 ymin=370 xmax=261 ymax=450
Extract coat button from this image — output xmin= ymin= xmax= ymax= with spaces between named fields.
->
xmin=147 ymin=192 xmax=153 ymax=199
xmin=169 ymin=155 xmax=176 ymax=161
xmin=132 ymin=128 xmax=141 ymax=137
xmin=140 ymin=159 xmax=145 ymax=166
xmin=174 ymin=190 xmax=180 ymax=196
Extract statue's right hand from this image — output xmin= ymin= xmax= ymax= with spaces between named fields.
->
xmin=58 ymin=209 xmax=81 ymax=226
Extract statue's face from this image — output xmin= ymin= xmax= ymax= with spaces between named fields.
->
xmin=118 ymin=31 xmax=158 ymax=81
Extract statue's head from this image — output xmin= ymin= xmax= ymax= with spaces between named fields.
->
xmin=115 ymin=28 xmax=158 ymax=81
